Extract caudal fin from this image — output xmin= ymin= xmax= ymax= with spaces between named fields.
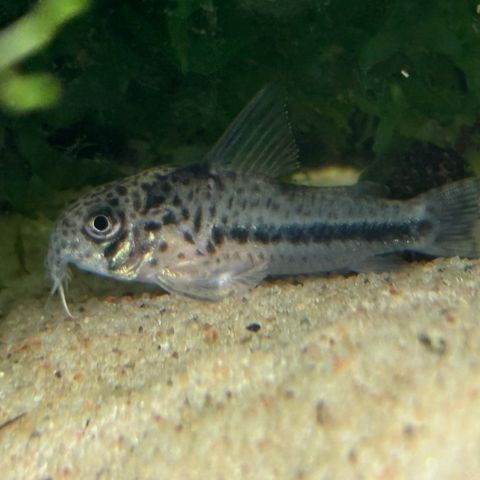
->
xmin=420 ymin=178 xmax=480 ymax=258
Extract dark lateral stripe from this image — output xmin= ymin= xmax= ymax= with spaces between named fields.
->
xmin=230 ymin=225 xmax=249 ymax=244
xmin=223 ymin=220 xmax=432 ymax=245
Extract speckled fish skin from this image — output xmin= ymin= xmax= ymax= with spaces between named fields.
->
xmin=47 ymin=86 xmax=480 ymax=315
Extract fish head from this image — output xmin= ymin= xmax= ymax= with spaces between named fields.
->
xmin=48 ymin=200 xmax=121 ymax=277
xmin=46 ymin=180 xmax=163 ymax=315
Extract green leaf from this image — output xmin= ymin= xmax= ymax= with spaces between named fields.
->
xmin=0 ymin=71 xmax=61 ymax=112
xmin=0 ymin=0 xmax=92 ymax=70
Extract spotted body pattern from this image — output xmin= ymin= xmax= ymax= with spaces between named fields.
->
xmin=47 ymin=86 xmax=480 ymax=316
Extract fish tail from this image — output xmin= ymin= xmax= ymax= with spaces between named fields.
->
xmin=419 ymin=178 xmax=480 ymax=258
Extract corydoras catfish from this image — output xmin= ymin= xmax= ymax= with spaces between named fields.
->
xmin=47 ymin=86 xmax=480 ymax=316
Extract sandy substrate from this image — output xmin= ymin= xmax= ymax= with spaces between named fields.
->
xmin=1 ymin=214 xmax=480 ymax=479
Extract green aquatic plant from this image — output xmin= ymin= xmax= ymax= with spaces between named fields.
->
xmin=0 ymin=0 xmax=91 ymax=112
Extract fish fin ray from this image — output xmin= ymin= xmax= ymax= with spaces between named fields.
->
xmin=416 ymin=178 xmax=480 ymax=257
xmin=206 ymin=85 xmax=299 ymax=178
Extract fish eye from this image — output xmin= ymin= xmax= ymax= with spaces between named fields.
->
xmin=84 ymin=209 xmax=122 ymax=241
xmin=92 ymin=214 xmax=110 ymax=232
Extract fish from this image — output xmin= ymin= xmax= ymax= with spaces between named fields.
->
xmin=47 ymin=86 xmax=480 ymax=317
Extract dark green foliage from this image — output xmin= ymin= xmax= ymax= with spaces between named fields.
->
xmin=0 ymin=0 xmax=480 ymax=214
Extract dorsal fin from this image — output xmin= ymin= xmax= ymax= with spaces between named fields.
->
xmin=206 ymin=85 xmax=299 ymax=178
